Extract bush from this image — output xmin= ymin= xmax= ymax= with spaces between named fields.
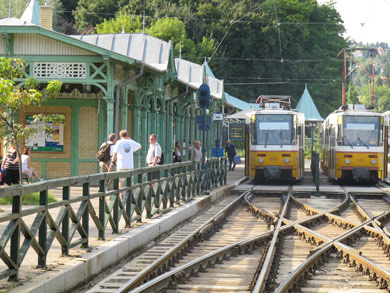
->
xmin=0 ymin=192 xmax=57 ymax=205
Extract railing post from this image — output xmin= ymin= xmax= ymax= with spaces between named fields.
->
xmin=126 ymin=175 xmax=132 ymax=228
xmin=81 ymin=183 xmax=89 ymax=247
xmin=315 ymin=152 xmax=320 ymax=196
xmin=62 ymin=186 xmax=70 ymax=255
xmin=9 ymin=190 xmax=21 ymax=281
xmin=38 ymin=189 xmax=48 ymax=267
xmin=98 ymin=179 xmax=105 ymax=240
xmin=224 ymin=158 xmax=227 ymax=184
xmin=113 ymin=178 xmax=119 ymax=233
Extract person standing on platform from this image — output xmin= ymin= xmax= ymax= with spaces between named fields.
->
xmin=182 ymin=139 xmax=187 ymax=161
xmin=146 ymin=134 xmax=162 ymax=179
xmin=98 ymin=133 xmax=117 ymax=173
xmin=110 ymin=130 xmax=141 ymax=192
xmin=173 ymin=141 xmax=182 ymax=163
xmin=225 ymin=140 xmax=237 ymax=171
xmin=192 ymin=141 xmax=202 ymax=162
xmin=2 ymin=142 xmax=20 ymax=185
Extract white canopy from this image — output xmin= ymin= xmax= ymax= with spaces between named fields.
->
xmin=225 ymin=109 xmax=258 ymax=119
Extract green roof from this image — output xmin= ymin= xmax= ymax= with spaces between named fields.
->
xmin=296 ymin=85 xmax=324 ymax=122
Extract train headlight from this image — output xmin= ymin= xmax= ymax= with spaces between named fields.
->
xmin=284 ymin=158 xmax=290 ymax=164
xmin=371 ymin=159 xmax=376 ymax=165
xmin=345 ymin=159 xmax=351 ymax=165
xmin=258 ymin=158 xmax=264 ymax=163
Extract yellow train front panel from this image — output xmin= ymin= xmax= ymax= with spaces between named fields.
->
xmin=249 ymin=150 xmax=299 ymax=179
xmin=334 ymin=151 xmax=384 ymax=179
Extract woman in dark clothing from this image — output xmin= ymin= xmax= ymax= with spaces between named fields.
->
xmin=2 ymin=143 xmax=20 ymax=185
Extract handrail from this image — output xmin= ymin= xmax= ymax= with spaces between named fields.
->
xmin=0 ymin=158 xmax=227 ymax=281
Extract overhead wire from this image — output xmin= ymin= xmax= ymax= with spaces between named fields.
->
xmin=272 ymin=0 xmax=288 ymax=81
xmin=54 ymin=10 xmax=342 ymax=26
xmin=208 ymin=2 xmax=269 ymax=62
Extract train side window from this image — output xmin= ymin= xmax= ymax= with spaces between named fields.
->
xmin=250 ymin=123 xmax=256 ymax=144
xmin=337 ymin=124 xmax=342 ymax=145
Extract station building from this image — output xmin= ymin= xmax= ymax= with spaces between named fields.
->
xmin=0 ymin=1 xmax=225 ymax=179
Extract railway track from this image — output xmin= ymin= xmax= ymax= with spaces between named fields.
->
xmin=85 ymin=187 xmax=390 ymax=292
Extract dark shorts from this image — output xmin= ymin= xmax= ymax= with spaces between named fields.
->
xmin=3 ymin=169 xmax=20 ymax=185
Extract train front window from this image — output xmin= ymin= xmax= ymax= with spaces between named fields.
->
xmin=343 ymin=116 xmax=380 ymax=147
xmin=256 ymin=114 xmax=293 ymax=145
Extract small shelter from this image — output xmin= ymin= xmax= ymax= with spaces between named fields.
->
xmin=296 ymin=85 xmax=324 ymax=151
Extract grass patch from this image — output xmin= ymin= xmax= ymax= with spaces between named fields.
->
xmin=0 ymin=192 xmax=57 ymax=205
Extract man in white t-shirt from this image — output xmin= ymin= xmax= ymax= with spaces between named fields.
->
xmin=110 ymin=130 xmax=141 ymax=195
xmin=110 ymin=130 xmax=141 ymax=171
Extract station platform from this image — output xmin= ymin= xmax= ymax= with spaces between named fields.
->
xmin=7 ymin=164 xmax=246 ymax=293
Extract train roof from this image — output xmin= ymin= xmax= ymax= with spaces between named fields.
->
xmin=324 ymin=108 xmax=383 ymax=124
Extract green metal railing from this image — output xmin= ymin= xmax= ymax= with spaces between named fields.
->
xmin=0 ymin=158 xmax=227 ymax=281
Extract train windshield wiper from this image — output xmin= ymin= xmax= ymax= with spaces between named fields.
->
xmin=264 ymin=131 xmax=269 ymax=148
xmin=280 ymin=130 xmax=283 ymax=148
xmin=343 ymin=135 xmax=353 ymax=149
xmin=357 ymin=133 xmax=369 ymax=149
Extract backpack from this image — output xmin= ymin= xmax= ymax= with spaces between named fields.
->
xmin=97 ymin=143 xmax=111 ymax=163
xmin=158 ymin=151 xmax=164 ymax=165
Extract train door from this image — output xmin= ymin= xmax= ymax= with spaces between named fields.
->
xmin=298 ymin=125 xmax=304 ymax=177
xmin=245 ymin=124 xmax=249 ymax=177
xmin=384 ymin=125 xmax=388 ymax=179
xmin=330 ymin=125 xmax=336 ymax=178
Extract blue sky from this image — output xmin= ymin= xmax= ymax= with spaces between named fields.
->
xmin=318 ymin=0 xmax=390 ymax=44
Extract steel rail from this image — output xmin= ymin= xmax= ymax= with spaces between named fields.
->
xmin=117 ymin=190 xmax=250 ymax=292
xmin=121 ymin=230 xmax=274 ymax=293
xmin=276 ymin=209 xmax=390 ymax=292
xmin=122 ymin=191 xmax=351 ymax=292
xmin=244 ymin=193 xmax=277 ymax=224
xmin=252 ymin=189 xmax=291 ymax=293
xmin=350 ymin=195 xmax=390 ymax=248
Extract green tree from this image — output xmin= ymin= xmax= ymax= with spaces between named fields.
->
xmin=96 ymin=12 xmax=142 ymax=34
xmin=95 ymin=15 xmax=216 ymax=61
xmin=0 ymin=57 xmax=62 ymax=185
xmin=73 ymin=0 xmax=118 ymax=30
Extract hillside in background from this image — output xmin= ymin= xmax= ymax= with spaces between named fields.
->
xmin=2 ymin=0 xmax=372 ymax=117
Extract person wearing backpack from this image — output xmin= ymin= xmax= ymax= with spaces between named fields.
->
xmin=97 ymin=133 xmax=116 ymax=173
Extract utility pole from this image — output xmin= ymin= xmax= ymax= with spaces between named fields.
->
xmin=9 ymin=0 xmax=12 ymax=18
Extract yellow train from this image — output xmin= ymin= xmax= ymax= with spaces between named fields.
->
xmin=320 ymin=104 xmax=387 ymax=182
xmin=245 ymin=96 xmax=305 ymax=182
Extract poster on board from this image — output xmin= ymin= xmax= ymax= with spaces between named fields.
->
xmin=25 ymin=114 xmax=65 ymax=152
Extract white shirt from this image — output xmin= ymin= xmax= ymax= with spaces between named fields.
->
xmin=113 ymin=138 xmax=141 ymax=170
xmin=193 ymin=147 xmax=202 ymax=162
xmin=182 ymin=142 xmax=186 ymax=156
xmin=146 ymin=142 xmax=162 ymax=165
xmin=21 ymin=154 xmax=29 ymax=172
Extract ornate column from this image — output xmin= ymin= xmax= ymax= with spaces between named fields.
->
xmin=120 ymin=87 xmax=128 ymax=131
xmin=131 ymin=105 xmax=141 ymax=168
xmin=140 ymin=108 xmax=148 ymax=167
xmin=104 ymin=98 xmax=115 ymax=137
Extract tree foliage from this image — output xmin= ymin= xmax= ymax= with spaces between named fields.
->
xmin=0 ymin=58 xmax=62 ymax=184
xmin=95 ymin=12 xmax=142 ymax=34
xmin=71 ymin=0 xmax=347 ymax=117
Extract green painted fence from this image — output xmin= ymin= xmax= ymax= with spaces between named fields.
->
xmin=0 ymin=159 xmax=227 ymax=281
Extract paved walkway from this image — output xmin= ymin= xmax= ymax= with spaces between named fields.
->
xmin=0 ymin=163 xmax=245 ymax=293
